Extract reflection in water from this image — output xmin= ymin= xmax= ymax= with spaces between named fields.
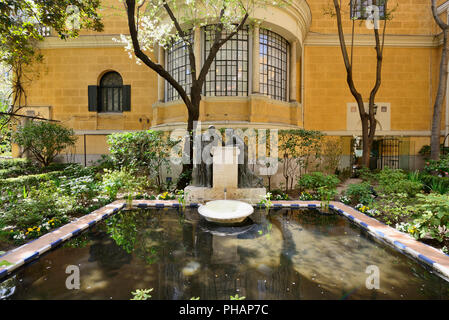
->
xmin=2 ymin=208 xmax=449 ymax=300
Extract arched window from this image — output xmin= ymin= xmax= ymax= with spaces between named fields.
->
xmin=204 ymin=25 xmax=249 ymax=97
xmin=99 ymin=71 xmax=124 ymax=112
xmin=166 ymin=31 xmax=193 ymax=102
xmin=259 ymin=29 xmax=289 ymax=101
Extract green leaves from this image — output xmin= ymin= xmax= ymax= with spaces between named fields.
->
xmin=345 ymin=182 xmax=373 ymax=206
xmin=107 ymin=130 xmax=178 ymax=190
xmin=12 ymin=121 xmax=77 ymax=167
xmin=130 ymin=288 xmax=153 ymax=300
xmin=407 ymin=193 xmax=449 ymax=243
xmin=0 ymin=260 xmax=12 ymax=267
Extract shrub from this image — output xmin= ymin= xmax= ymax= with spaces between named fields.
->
xmin=2 ymin=191 xmax=73 ymax=233
xmin=408 ymin=193 xmax=449 ymax=242
xmin=278 ymin=129 xmax=323 ymax=192
xmin=0 ymin=171 xmax=61 ymax=190
xmin=0 ymin=161 xmax=71 ymax=179
xmin=376 ymin=168 xmax=423 ymax=197
xmin=424 ymin=155 xmax=449 ymax=177
xmin=270 ymin=189 xmax=289 ymax=200
xmin=12 ymin=121 xmax=77 ymax=167
xmin=419 ymin=173 xmax=449 ymax=194
xmin=297 ymin=172 xmax=339 ymax=202
xmin=101 ymin=169 xmax=150 ymax=200
xmin=320 ymin=136 xmax=343 ymax=175
xmin=297 ymin=172 xmax=340 ymax=192
xmin=371 ymin=193 xmax=413 ymax=226
xmin=0 ymin=158 xmax=30 ymax=170
xmin=345 ymin=182 xmax=373 ymax=206
xmin=107 ymin=130 xmax=177 ymax=189
xmin=357 ymin=167 xmax=377 ymax=182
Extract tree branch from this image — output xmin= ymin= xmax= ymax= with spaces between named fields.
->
xmin=162 ymin=2 xmax=197 ymax=80
xmin=198 ymin=10 xmax=249 ymax=83
xmin=332 ymin=0 xmax=364 ymax=113
xmin=125 ymin=0 xmax=194 ymax=111
xmin=431 ymin=0 xmax=449 ymax=31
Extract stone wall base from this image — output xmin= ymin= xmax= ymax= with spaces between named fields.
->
xmin=184 ymin=186 xmax=266 ymax=204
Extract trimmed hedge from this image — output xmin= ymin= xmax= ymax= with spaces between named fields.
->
xmin=0 ymin=162 xmax=75 ymax=179
xmin=0 ymin=158 xmax=31 ymax=170
xmin=0 ymin=171 xmax=63 ymax=189
xmin=0 ymin=164 xmax=94 ymax=190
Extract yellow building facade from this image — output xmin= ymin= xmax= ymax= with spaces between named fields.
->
xmin=13 ymin=0 xmax=449 ymax=170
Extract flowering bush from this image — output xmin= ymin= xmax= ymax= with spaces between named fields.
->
xmin=407 ymin=193 xmax=449 ymax=242
xmin=339 ymin=195 xmax=351 ymax=205
xmin=376 ymin=168 xmax=423 ymax=197
xmin=299 ymin=191 xmax=315 ymax=201
xmin=157 ymin=191 xmax=176 ymax=200
xmin=355 ymin=204 xmax=379 ymax=216
xmin=10 ymin=216 xmax=67 ymax=243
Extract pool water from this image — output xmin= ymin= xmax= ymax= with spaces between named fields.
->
xmin=1 ymin=208 xmax=449 ymax=300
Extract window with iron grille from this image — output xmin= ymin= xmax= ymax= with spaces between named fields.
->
xmin=259 ymin=29 xmax=289 ymax=101
xmin=350 ymin=0 xmax=386 ymax=20
xmin=166 ymin=32 xmax=193 ymax=102
xmin=99 ymin=71 xmax=123 ymax=112
xmin=204 ymin=25 xmax=249 ymax=97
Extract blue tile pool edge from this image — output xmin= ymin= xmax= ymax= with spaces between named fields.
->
xmin=0 ymin=202 xmax=126 ymax=281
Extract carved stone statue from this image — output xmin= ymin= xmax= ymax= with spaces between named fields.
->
xmin=193 ymin=125 xmax=222 ymax=187
xmin=225 ymin=129 xmax=264 ymax=188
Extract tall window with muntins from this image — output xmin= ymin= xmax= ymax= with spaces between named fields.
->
xmin=259 ymin=29 xmax=288 ymax=101
xmin=350 ymin=0 xmax=386 ymax=20
xmin=99 ymin=71 xmax=123 ymax=112
xmin=166 ymin=32 xmax=193 ymax=102
xmin=204 ymin=25 xmax=249 ymax=97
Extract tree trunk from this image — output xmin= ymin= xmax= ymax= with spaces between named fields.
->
xmin=430 ymin=0 xmax=449 ymax=161
xmin=176 ymin=88 xmax=201 ymax=190
xmin=431 ymin=29 xmax=449 ymax=161
xmin=361 ymin=115 xmax=370 ymax=167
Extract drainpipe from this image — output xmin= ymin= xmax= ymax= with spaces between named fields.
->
xmin=301 ymin=44 xmax=305 ymax=128
xmin=446 ymin=76 xmax=449 ymax=147
xmin=446 ymin=53 xmax=449 ymax=147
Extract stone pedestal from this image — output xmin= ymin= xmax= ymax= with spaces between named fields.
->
xmin=184 ymin=186 xmax=266 ymax=204
xmin=185 ymin=146 xmax=266 ymax=204
xmin=212 ymin=146 xmax=239 ymax=189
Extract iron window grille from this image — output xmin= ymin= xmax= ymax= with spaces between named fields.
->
xmin=203 ymin=25 xmax=249 ymax=97
xmin=166 ymin=31 xmax=193 ymax=102
xmin=259 ymin=29 xmax=289 ymax=102
xmin=99 ymin=71 xmax=123 ymax=112
xmin=350 ymin=0 xmax=386 ymax=20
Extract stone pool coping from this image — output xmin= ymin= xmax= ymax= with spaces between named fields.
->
xmin=1 ymin=200 xmax=449 ymax=282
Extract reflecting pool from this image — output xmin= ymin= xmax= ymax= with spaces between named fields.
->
xmin=1 ymin=208 xmax=449 ymax=300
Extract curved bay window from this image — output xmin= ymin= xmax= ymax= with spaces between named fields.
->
xmin=99 ymin=71 xmax=124 ymax=112
xmin=166 ymin=32 xmax=193 ymax=102
xmin=204 ymin=25 xmax=249 ymax=97
xmin=259 ymin=29 xmax=289 ymax=101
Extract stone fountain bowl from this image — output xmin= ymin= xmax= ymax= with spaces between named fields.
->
xmin=198 ymin=200 xmax=254 ymax=224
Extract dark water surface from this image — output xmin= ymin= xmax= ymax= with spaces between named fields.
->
xmin=1 ymin=208 xmax=449 ymax=300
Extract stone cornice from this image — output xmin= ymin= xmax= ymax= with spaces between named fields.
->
xmin=304 ymin=32 xmax=441 ymax=48
xmin=38 ymin=34 xmax=124 ymax=49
